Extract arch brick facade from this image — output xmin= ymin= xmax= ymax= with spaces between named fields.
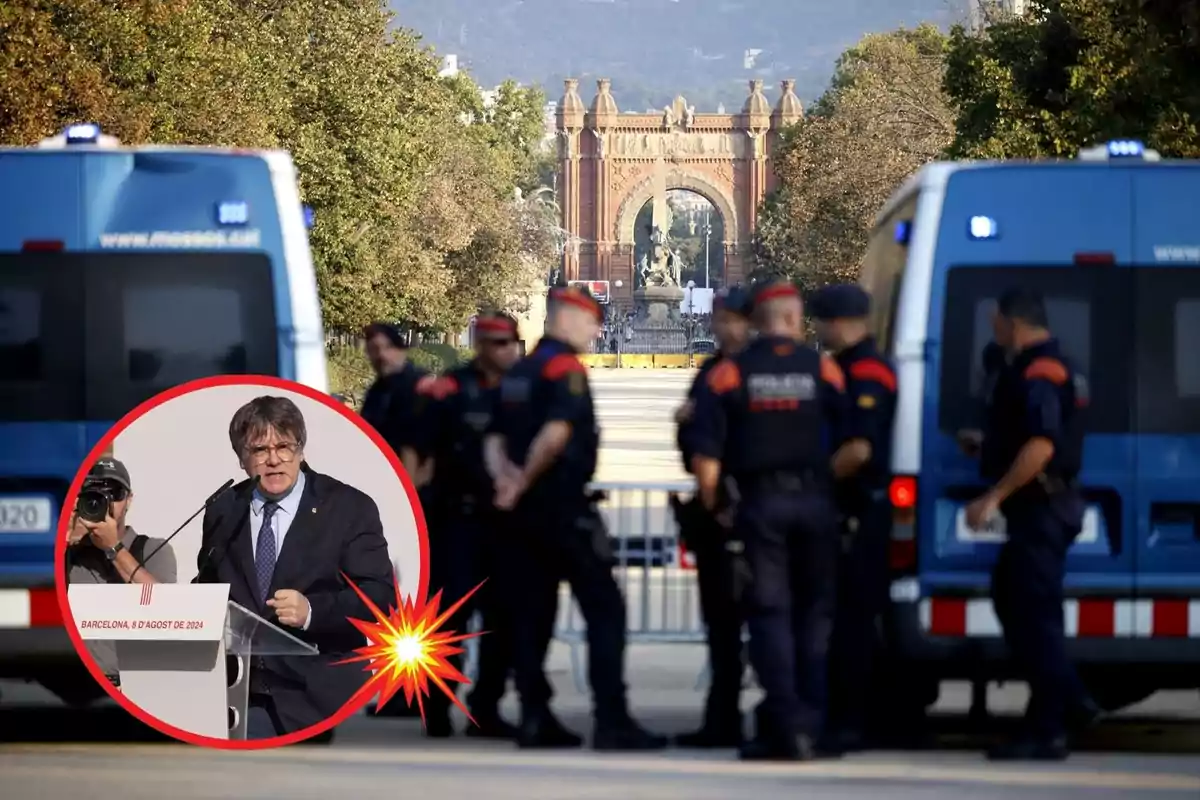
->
xmin=555 ymin=77 xmax=803 ymax=304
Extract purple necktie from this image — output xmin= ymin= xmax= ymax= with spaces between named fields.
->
xmin=254 ymin=502 xmax=279 ymax=604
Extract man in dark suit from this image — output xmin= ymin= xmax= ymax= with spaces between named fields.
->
xmin=196 ymin=395 xmax=394 ymax=739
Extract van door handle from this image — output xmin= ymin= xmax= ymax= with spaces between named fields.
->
xmin=1148 ymin=503 xmax=1200 ymax=545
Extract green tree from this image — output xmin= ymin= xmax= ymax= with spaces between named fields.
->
xmin=756 ymin=24 xmax=954 ymax=289
xmin=944 ymin=0 xmax=1200 ymax=158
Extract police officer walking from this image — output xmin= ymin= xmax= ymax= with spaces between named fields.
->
xmin=672 ymin=286 xmax=753 ymax=748
xmin=688 ymin=280 xmax=854 ymax=761
xmin=963 ymin=288 xmax=1099 ymax=760
xmin=415 ymin=312 xmax=529 ymax=739
xmin=809 ymin=284 xmax=898 ymax=753
xmin=486 ymin=285 xmax=666 ymax=751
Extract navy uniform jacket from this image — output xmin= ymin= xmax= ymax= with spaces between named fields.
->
xmin=677 ymin=351 xmax=729 ymax=473
xmin=690 ymin=335 xmax=851 ymax=482
xmin=360 ymin=361 xmax=430 ymax=458
xmin=834 ymin=337 xmax=897 ymax=503
xmin=415 ymin=360 xmax=501 ymax=513
xmin=490 ymin=336 xmax=599 ymax=507
xmin=981 ymin=338 xmax=1087 ymax=514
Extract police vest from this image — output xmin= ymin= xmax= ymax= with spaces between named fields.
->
xmin=497 ymin=341 xmax=599 ymax=495
xmin=981 ymin=344 xmax=1085 ymax=485
xmin=723 ymin=337 xmax=826 ymax=478
xmin=433 ymin=364 xmax=499 ymax=501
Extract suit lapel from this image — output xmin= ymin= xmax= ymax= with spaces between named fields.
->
xmin=231 ymin=511 xmax=259 ymax=602
xmin=269 ymin=469 xmax=321 ymax=594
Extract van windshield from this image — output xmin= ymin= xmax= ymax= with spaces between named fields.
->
xmin=0 ymin=252 xmax=279 ymax=422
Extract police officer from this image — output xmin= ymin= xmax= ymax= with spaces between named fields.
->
xmin=689 ymin=279 xmax=854 ymax=761
xmin=963 ymin=288 xmax=1099 ymax=760
xmin=808 ymin=284 xmax=898 ymax=753
xmin=486 ymin=285 xmax=666 ymax=751
xmin=958 ymin=341 xmax=1009 ymax=458
xmin=672 ymin=286 xmax=753 ymax=748
xmin=361 ymin=322 xmax=429 ymax=480
xmin=415 ymin=312 xmax=530 ymax=739
xmin=359 ymin=321 xmax=430 ymax=719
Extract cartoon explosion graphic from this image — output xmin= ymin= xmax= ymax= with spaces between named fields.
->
xmin=337 ymin=573 xmax=484 ymax=723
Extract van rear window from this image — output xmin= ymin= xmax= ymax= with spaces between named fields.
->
xmin=937 ymin=266 xmax=1132 ymax=434
xmin=1134 ymin=269 xmax=1200 ymax=433
xmin=0 ymin=253 xmax=279 ymax=422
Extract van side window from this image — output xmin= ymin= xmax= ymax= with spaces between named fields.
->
xmin=860 ymin=193 xmax=918 ymax=353
xmin=938 ymin=266 xmax=1131 ymax=434
xmin=1135 ymin=270 xmax=1200 ymax=433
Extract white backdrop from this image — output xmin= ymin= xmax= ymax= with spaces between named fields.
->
xmin=113 ymin=383 xmax=422 ymax=599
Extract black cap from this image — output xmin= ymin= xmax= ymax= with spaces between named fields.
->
xmin=809 ymin=284 xmax=871 ymax=320
xmin=713 ymin=286 xmax=752 ymax=317
xmin=87 ymin=457 xmax=131 ymax=491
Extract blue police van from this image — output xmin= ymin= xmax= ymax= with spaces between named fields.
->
xmin=0 ymin=124 xmax=327 ymax=704
xmin=861 ymin=141 xmax=1200 ymax=713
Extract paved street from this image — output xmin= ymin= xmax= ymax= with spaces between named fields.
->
xmin=2 ymin=368 xmax=1198 ymax=797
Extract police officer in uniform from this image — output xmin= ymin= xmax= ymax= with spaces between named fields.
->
xmin=689 ymin=280 xmax=855 ymax=761
xmin=808 ymin=284 xmax=898 ymax=753
xmin=415 ymin=312 xmax=529 ymax=738
xmin=359 ymin=321 xmax=430 ymax=718
xmin=672 ymin=286 xmax=753 ymax=748
xmin=963 ymin=288 xmax=1099 ymax=760
xmin=361 ymin=322 xmax=430 ymax=480
xmin=485 ymin=285 xmax=666 ymax=751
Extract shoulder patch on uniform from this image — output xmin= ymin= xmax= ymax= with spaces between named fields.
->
xmin=415 ymin=374 xmax=437 ymax=393
xmin=857 ymin=394 xmax=876 ymax=409
xmin=566 ymin=369 xmax=586 ymax=395
xmin=417 ymin=374 xmax=457 ymax=399
xmin=705 ymin=359 xmax=741 ymax=394
xmin=820 ymin=352 xmax=846 ymax=392
xmin=1023 ymin=357 xmax=1069 ymax=386
xmin=543 ymin=353 xmax=585 ymax=381
xmin=849 ymin=358 xmax=897 ymax=392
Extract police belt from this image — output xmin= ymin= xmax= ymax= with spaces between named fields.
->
xmin=735 ymin=468 xmax=826 ymax=493
xmin=1037 ymin=472 xmax=1079 ymax=495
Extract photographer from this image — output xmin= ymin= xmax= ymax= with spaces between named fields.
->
xmin=66 ymin=458 xmax=177 ymax=685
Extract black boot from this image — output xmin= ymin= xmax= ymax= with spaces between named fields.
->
xmin=516 ymin=711 xmax=584 ymax=749
xmin=593 ymin=717 xmax=669 ymax=751
xmin=739 ymin=733 xmax=818 ymax=762
xmin=465 ymin=708 xmax=519 ymax=740
xmin=987 ymin=735 xmax=1069 ymax=761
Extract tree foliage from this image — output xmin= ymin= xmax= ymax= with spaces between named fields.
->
xmin=945 ymin=0 xmax=1200 ymax=158
xmin=755 ymin=24 xmax=954 ymax=290
xmin=0 ymin=0 xmax=555 ymax=333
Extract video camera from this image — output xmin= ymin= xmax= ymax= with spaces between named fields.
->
xmin=76 ymin=479 xmax=126 ymax=524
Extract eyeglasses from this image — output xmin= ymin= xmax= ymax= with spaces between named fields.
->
xmin=245 ymin=442 xmax=300 ymax=465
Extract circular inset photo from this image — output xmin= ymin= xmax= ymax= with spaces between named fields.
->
xmin=56 ymin=375 xmax=427 ymax=748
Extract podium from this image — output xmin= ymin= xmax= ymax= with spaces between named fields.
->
xmin=68 ymin=583 xmax=318 ymax=739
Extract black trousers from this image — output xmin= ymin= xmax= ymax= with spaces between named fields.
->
xmin=690 ymin=531 xmax=745 ymax=729
xmin=425 ymin=506 xmax=524 ymax=716
xmin=990 ymin=502 xmax=1090 ymax=739
xmin=826 ymin=496 xmax=892 ymax=734
xmin=509 ymin=501 xmax=629 ymax=728
xmin=738 ymin=487 xmax=839 ymax=740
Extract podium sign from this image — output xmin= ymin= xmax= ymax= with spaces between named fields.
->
xmin=70 ymin=583 xmax=232 ymax=738
xmin=71 ymin=583 xmax=230 ymax=642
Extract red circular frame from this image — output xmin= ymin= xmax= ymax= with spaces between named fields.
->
xmin=54 ymin=374 xmax=429 ymax=749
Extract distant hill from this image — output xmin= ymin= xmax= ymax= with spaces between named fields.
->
xmin=389 ymin=0 xmax=969 ymax=109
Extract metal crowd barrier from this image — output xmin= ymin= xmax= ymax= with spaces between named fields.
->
xmin=461 ymin=479 xmax=711 ymax=693
xmin=556 ymin=480 xmax=707 ymax=691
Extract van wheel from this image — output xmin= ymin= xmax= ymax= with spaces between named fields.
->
xmin=1083 ymin=680 xmax=1157 ymax=712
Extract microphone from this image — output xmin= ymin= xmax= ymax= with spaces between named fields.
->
xmin=192 ymin=476 xmax=261 ymax=584
xmin=128 ymin=478 xmax=238 ymax=583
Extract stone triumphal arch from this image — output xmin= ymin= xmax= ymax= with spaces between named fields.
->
xmin=554 ymin=77 xmax=803 ymax=303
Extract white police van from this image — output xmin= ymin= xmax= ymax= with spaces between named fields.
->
xmin=0 ymin=124 xmax=326 ymax=704
xmin=861 ymin=140 xmax=1200 ymax=714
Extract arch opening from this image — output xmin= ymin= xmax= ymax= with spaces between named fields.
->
xmin=632 ymin=190 xmax=727 ymax=290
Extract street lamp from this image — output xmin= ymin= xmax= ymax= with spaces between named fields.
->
xmin=702 ymin=208 xmax=713 ymax=289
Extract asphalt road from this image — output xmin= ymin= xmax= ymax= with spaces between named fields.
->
xmin=3 ymin=369 xmax=1199 ymax=797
